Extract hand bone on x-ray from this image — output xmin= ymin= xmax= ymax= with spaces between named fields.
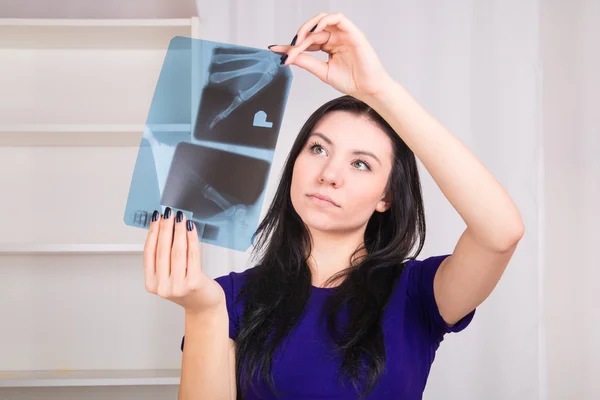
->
xmin=208 ymin=51 xmax=279 ymax=129
xmin=202 ymin=183 xmax=249 ymax=227
xmin=170 ymin=165 xmax=250 ymax=227
xmin=142 ymin=128 xmax=249 ymax=227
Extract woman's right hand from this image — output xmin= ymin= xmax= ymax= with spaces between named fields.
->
xmin=143 ymin=207 xmax=226 ymax=314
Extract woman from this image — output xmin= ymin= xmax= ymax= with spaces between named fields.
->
xmin=143 ymin=12 xmax=525 ymax=400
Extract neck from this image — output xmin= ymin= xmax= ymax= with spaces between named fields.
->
xmin=306 ymin=227 xmax=367 ymax=288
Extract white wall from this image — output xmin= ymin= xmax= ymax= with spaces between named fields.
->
xmin=0 ymin=0 xmax=597 ymax=399
xmin=541 ymin=0 xmax=600 ymax=399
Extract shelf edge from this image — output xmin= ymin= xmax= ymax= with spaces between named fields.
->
xmin=0 ymin=369 xmax=181 ymax=388
xmin=0 ymin=18 xmax=193 ymax=27
xmin=0 ymin=244 xmax=145 ymax=255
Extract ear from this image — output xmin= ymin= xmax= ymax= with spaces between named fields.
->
xmin=375 ymin=192 xmax=391 ymax=213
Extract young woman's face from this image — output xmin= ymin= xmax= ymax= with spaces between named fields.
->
xmin=290 ymin=110 xmax=394 ymax=234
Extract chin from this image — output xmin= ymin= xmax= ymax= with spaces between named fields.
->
xmin=292 ymin=197 xmax=338 ymax=231
xmin=295 ymin=203 xmax=373 ymax=238
xmin=301 ymin=215 xmax=340 ymax=233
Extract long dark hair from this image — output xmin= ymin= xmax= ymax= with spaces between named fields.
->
xmin=234 ymin=95 xmax=426 ymax=399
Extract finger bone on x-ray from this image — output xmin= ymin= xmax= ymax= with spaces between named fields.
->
xmin=208 ymin=53 xmax=279 ymax=129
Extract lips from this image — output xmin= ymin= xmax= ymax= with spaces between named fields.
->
xmin=308 ymin=193 xmax=340 ymax=207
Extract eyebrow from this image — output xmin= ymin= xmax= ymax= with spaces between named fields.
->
xmin=308 ymin=132 xmax=382 ymax=165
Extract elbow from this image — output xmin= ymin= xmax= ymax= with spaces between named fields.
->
xmin=478 ymin=218 xmax=525 ymax=253
xmin=495 ymin=220 xmax=525 ymax=252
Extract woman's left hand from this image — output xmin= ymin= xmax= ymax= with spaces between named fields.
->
xmin=269 ymin=12 xmax=393 ymax=100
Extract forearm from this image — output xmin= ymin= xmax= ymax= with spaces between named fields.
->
xmin=361 ymin=79 xmax=524 ymax=251
xmin=178 ymin=307 xmax=232 ymax=400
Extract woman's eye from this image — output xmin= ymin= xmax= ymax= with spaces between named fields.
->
xmin=311 ymin=145 xmax=326 ymax=155
xmin=353 ymin=160 xmax=371 ymax=171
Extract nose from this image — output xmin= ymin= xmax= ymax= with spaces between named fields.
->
xmin=317 ymin=161 xmax=343 ymax=187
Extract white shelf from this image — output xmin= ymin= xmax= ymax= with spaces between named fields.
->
xmin=0 ymin=17 xmax=200 ymax=136
xmin=0 ymin=18 xmax=194 ymax=27
xmin=0 ymin=369 xmax=180 ymax=388
xmin=0 ymin=124 xmax=192 ymax=146
xmin=0 ymin=17 xmax=199 ymax=49
xmin=0 ymin=244 xmax=144 ymax=255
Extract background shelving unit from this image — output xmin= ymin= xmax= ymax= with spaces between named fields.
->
xmin=0 ymin=123 xmax=193 ymax=146
xmin=0 ymin=369 xmax=180 ymax=388
xmin=0 ymin=17 xmax=200 ymax=391
xmin=0 ymin=244 xmax=144 ymax=255
xmin=0 ymin=18 xmax=199 ymax=147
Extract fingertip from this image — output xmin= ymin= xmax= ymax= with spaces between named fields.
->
xmin=149 ymin=209 xmax=161 ymax=231
xmin=177 ymin=211 xmax=192 ymax=235
xmin=186 ymin=219 xmax=195 ymax=233
xmin=186 ymin=220 xmax=201 ymax=259
xmin=269 ymin=44 xmax=292 ymax=51
xmin=175 ymin=210 xmax=184 ymax=224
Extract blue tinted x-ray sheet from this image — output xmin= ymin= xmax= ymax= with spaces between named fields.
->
xmin=123 ymin=37 xmax=293 ymax=252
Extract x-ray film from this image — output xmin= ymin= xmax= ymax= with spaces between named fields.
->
xmin=123 ymin=37 xmax=293 ymax=252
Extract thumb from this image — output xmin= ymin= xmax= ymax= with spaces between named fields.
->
xmin=289 ymin=53 xmax=328 ymax=83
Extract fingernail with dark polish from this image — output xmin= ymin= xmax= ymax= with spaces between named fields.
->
xmin=152 ymin=210 xmax=159 ymax=222
xmin=280 ymin=54 xmax=288 ymax=65
xmin=186 ymin=220 xmax=194 ymax=232
xmin=176 ymin=210 xmax=183 ymax=223
xmin=164 ymin=207 xmax=172 ymax=219
xmin=290 ymin=34 xmax=297 ymax=46
xmin=268 ymin=44 xmax=276 ymax=48
xmin=310 ymin=24 xmax=318 ymax=32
